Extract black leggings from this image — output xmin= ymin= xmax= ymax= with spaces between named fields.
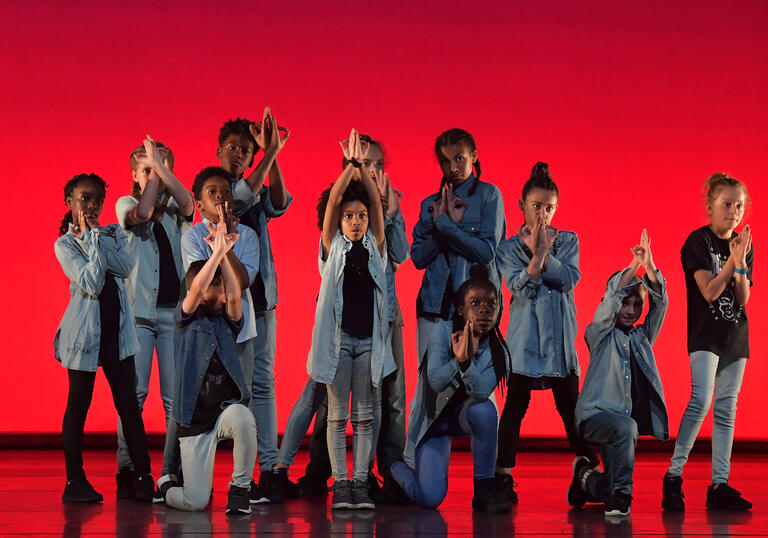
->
xmin=62 ymin=348 xmax=151 ymax=481
xmin=497 ymin=373 xmax=597 ymax=468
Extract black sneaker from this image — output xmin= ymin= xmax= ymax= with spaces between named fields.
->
xmin=604 ymin=492 xmax=632 ymax=516
xmin=568 ymin=456 xmax=591 ymax=508
xmin=115 ymin=467 xmax=136 ymax=499
xmin=383 ymin=475 xmax=410 ymax=505
xmin=62 ymin=477 xmax=103 ymax=503
xmin=269 ymin=467 xmax=299 ymax=503
xmin=706 ymin=483 xmax=752 ymax=511
xmin=495 ymin=473 xmax=518 ymax=504
xmin=367 ymin=472 xmax=387 ymax=504
xmin=297 ymin=473 xmax=329 ymax=496
xmin=352 ymin=479 xmax=376 ymax=510
xmin=331 ymin=480 xmax=354 ymax=510
xmin=249 ymin=479 xmax=270 ymax=504
xmin=662 ymin=473 xmax=685 ymax=511
xmin=134 ymin=473 xmax=154 ymax=503
xmin=226 ymin=485 xmax=252 ymax=514
xmin=472 ymin=477 xmax=511 ymax=513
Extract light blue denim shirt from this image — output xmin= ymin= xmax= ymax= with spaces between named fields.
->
xmin=181 ymin=220 xmax=260 ymax=343
xmin=411 ymin=176 xmax=506 ymax=317
xmin=575 ymin=270 xmax=669 ymax=440
xmin=384 ymin=209 xmax=410 ymax=322
xmin=496 ymin=229 xmax=580 ymax=378
xmin=305 ymin=230 xmax=392 ymax=386
xmin=115 ymin=195 xmax=192 ymax=321
xmin=231 ymin=180 xmax=292 ymax=311
xmin=404 ymin=320 xmax=498 ymax=466
xmin=54 ymin=225 xmax=140 ymax=372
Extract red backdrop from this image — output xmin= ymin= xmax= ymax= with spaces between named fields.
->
xmin=2 ymin=1 xmax=766 ymax=440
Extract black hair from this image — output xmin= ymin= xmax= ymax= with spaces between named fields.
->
xmin=341 ymin=134 xmax=386 ymax=169
xmin=192 ymin=166 xmax=231 ymax=201
xmin=218 ymin=118 xmax=257 ymax=167
xmin=185 ymin=259 xmax=223 ymax=290
xmin=452 ymin=264 xmax=509 ymax=388
xmin=521 ymin=162 xmax=559 ymax=201
xmin=59 ymin=173 xmax=108 ymax=236
xmin=315 ymin=180 xmax=371 ymax=232
xmin=435 ymin=128 xmax=480 ymax=195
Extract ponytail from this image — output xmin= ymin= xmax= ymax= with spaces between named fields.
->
xmin=521 ymin=161 xmax=559 ymax=201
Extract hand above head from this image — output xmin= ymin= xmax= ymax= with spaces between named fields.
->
xmin=451 ymin=320 xmax=479 ymax=363
xmin=132 ymin=135 xmax=166 ymax=171
xmin=630 ymin=228 xmax=654 ymax=271
xmin=250 ymin=107 xmax=272 ymax=151
xmin=386 ymin=174 xmax=401 ymax=216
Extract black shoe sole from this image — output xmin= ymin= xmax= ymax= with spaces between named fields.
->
xmin=62 ymin=494 xmax=103 ymax=503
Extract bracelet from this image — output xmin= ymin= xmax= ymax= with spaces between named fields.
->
xmin=734 ymin=267 xmax=748 ymax=275
xmin=349 ymin=158 xmax=362 ymax=168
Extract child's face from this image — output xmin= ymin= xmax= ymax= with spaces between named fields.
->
xmin=708 ymin=186 xmax=746 ymax=236
xmin=66 ymin=180 xmax=104 ymax=221
xmin=201 ymin=282 xmax=227 ymax=317
xmin=457 ymin=285 xmax=499 ymax=337
xmin=437 ymin=142 xmax=476 ymax=185
xmin=339 ymin=200 xmax=369 ymax=241
xmin=132 ymin=163 xmax=166 ymax=195
xmin=519 ymin=187 xmax=558 ymax=228
xmin=362 ymin=144 xmax=385 ymax=181
xmin=197 ymin=176 xmax=234 ymax=222
xmin=615 ymin=291 xmax=644 ymax=331
xmin=218 ymin=134 xmax=255 ymax=179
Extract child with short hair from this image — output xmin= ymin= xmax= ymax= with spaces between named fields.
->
xmin=571 ymin=229 xmax=668 ymax=517
xmin=160 ymin=211 xmax=258 ymax=514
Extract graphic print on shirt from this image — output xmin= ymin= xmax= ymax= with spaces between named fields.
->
xmin=707 ymin=245 xmax=742 ymax=324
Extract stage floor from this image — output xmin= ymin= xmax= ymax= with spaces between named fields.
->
xmin=0 ymin=450 xmax=764 ymax=536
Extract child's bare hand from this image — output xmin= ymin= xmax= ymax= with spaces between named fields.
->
xmin=444 ymin=184 xmax=467 ymax=223
xmin=630 ymin=228 xmax=653 ymax=269
xmin=451 ymin=320 xmax=478 ymax=363
xmin=72 ymin=210 xmax=87 ymax=237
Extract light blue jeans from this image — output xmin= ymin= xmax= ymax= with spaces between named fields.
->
xmin=581 ymin=411 xmax=638 ymax=497
xmin=668 ymin=351 xmax=746 ymax=484
xmin=391 ymin=398 xmax=497 ymax=509
xmin=327 ymin=332 xmax=375 ymax=482
xmin=277 ymin=378 xmax=327 ymax=466
xmin=117 ymin=307 xmax=178 ymax=474
xmin=250 ymin=309 xmax=279 ymax=472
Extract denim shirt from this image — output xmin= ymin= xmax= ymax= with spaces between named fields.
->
xmin=384 ymin=209 xmax=410 ymax=322
xmin=306 ymin=230 xmax=391 ymax=386
xmin=404 ymin=320 xmax=498 ymax=466
xmin=181 ymin=220 xmax=260 ymax=343
xmin=54 ymin=225 xmax=140 ymax=372
xmin=411 ymin=175 xmax=506 ymax=318
xmin=172 ymin=312 xmax=250 ymax=427
xmin=575 ymin=270 xmax=669 ymax=440
xmin=231 ymin=180 xmax=292 ymax=312
xmin=115 ymin=195 xmax=192 ymax=321
xmin=496 ymin=229 xmax=580 ymax=378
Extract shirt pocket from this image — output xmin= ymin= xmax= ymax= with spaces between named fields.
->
xmin=461 ymin=219 xmax=483 ymax=236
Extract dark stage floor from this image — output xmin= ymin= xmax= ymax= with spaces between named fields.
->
xmin=0 ymin=449 xmax=764 ymax=536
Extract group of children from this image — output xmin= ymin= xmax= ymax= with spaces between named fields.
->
xmin=55 ymin=113 xmax=755 ymax=517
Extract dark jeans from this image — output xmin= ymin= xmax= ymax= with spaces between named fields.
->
xmin=63 ymin=347 xmax=151 ymax=481
xmin=497 ymin=373 xmax=597 ymax=468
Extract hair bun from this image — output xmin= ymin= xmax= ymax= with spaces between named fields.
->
xmin=468 ymin=263 xmax=490 ymax=282
xmin=530 ymin=162 xmax=551 ymax=181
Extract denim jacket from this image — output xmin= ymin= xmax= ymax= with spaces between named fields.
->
xmin=496 ymin=229 xmax=580 ymax=378
xmin=115 ymin=195 xmax=192 ymax=321
xmin=172 ymin=312 xmax=250 ymax=427
xmin=181 ymin=220 xmax=260 ymax=343
xmin=575 ymin=270 xmax=669 ymax=440
xmin=384 ymin=209 xmax=410 ymax=322
xmin=231 ymin=180 xmax=292 ymax=312
xmin=306 ymin=230 xmax=391 ymax=386
xmin=54 ymin=225 xmax=140 ymax=372
xmin=404 ymin=320 xmax=498 ymax=466
xmin=411 ymin=175 xmax=506 ymax=317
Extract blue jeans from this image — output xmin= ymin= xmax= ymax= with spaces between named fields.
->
xmin=117 ymin=307 xmax=178 ymax=475
xmin=327 ymin=332 xmax=375 ymax=482
xmin=668 ymin=351 xmax=746 ymax=484
xmin=251 ymin=309 xmax=279 ymax=472
xmin=581 ymin=411 xmax=638 ymax=497
xmin=277 ymin=378 xmax=326 ymax=466
xmin=391 ymin=398 xmax=497 ymax=508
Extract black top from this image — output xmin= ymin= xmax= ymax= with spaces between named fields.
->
xmin=629 ymin=346 xmax=653 ymax=436
xmin=341 ymin=240 xmax=375 ymax=338
xmin=236 ymin=200 xmax=268 ymax=313
xmin=153 ymin=221 xmax=180 ymax=308
xmin=99 ymin=272 xmax=121 ymax=343
xmin=681 ymin=226 xmax=753 ymax=359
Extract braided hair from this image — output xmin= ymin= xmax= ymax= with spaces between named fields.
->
xmin=435 ymin=128 xmax=480 ymax=196
xmin=452 ymin=264 xmax=509 ymax=388
xmin=59 ymin=173 xmax=107 ymax=236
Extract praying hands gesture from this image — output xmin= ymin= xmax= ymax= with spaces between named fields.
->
xmin=521 ymin=214 xmax=558 ymax=256
xmin=204 ymin=208 xmax=239 ymax=255
xmin=340 ymin=128 xmax=370 ymax=179
xmin=452 ymin=320 xmax=479 ymax=363
xmin=729 ymin=224 xmax=752 ymax=268
xmin=619 ymin=229 xmax=660 ymax=289
xmin=72 ymin=209 xmax=99 ymax=238
xmin=432 ymin=183 xmax=467 ymax=223
xmin=250 ymin=106 xmax=290 ymax=157
xmin=375 ymin=172 xmax=402 ymax=218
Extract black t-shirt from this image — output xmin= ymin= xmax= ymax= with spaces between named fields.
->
xmin=341 ymin=241 xmax=375 ymax=338
xmin=629 ymin=346 xmax=653 ymax=436
xmin=99 ymin=272 xmax=121 ymax=344
xmin=235 ymin=199 xmax=269 ymax=313
xmin=682 ymin=226 xmax=753 ymax=359
xmin=153 ymin=221 xmax=180 ymax=308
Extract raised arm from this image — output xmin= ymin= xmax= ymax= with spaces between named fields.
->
xmin=322 ymin=128 xmax=362 ymax=258
xmin=100 ymin=225 xmax=135 ymax=278
xmin=357 ymin=159 xmax=385 ymax=254
xmin=218 ymin=231 xmax=243 ymax=322
xmin=244 ymin=107 xmax=290 ymax=196
xmin=182 ymin=232 xmax=227 ymax=315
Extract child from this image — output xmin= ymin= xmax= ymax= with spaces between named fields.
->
xmin=662 ymin=173 xmax=754 ymax=512
xmin=114 ymin=136 xmax=194 ymax=499
xmin=571 ymin=230 xmax=668 ymax=517
xmin=495 ymin=162 xmax=597 ymax=502
xmin=54 ymin=173 xmax=153 ymax=503
xmin=217 ymin=110 xmax=290 ymax=501
xmin=411 ymin=128 xmax=506 ymax=368
xmin=160 ymin=213 xmax=258 ymax=514
xmin=306 ymin=128 xmax=389 ymax=510
xmin=391 ymin=265 xmax=509 ymax=512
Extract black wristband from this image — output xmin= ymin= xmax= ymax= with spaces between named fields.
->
xmin=349 ymin=158 xmax=362 ymax=168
